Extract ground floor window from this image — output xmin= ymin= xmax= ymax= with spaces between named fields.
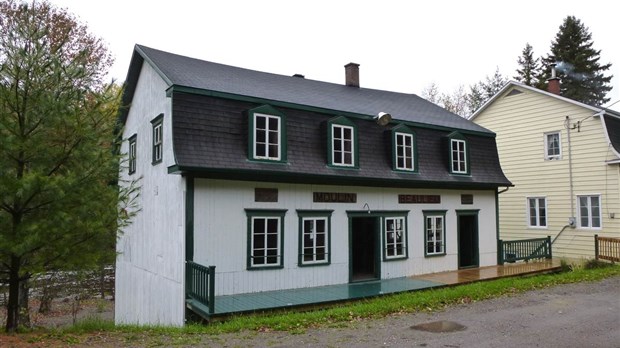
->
xmin=245 ymin=209 xmax=287 ymax=269
xmin=383 ymin=216 xmax=407 ymax=260
xmin=527 ymin=197 xmax=547 ymax=228
xmin=424 ymin=211 xmax=446 ymax=256
xmin=297 ymin=210 xmax=333 ymax=266
xmin=578 ymin=195 xmax=601 ymax=229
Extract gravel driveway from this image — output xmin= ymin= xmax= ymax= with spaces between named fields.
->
xmin=205 ymin=275 xmax=620 ymax=348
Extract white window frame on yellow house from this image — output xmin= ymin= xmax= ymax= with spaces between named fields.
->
xmin=544 ymin=131 xmax=561 ymax=160
xmin=577 ymin=194 xmax=602 ymax=229
xmin=526 ymin=196 xmax=547 ymax=228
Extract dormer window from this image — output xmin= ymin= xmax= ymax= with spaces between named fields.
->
xmin=327 ymin=116 xmax=358 ymax=168
xmin=391 ymin=124 xmax=417 ymax=172
xmin=248 ymin=105 xmax=287 ymax=163
xmin=447 ymin=132 xmax=469 ymax=175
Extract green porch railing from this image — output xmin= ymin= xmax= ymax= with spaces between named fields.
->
xmin=595 ymin=234 xmax=620 ymax=262
xmin=498 ymin=236 xmax=552 ymax=265
xmin=186 ymin=261 xmax=216 ymax=314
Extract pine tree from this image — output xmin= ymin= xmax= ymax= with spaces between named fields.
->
xmin=538 ymin=16 xmax=612 ymax=106
xmin=467 ymin=67 xmax=508 ymax=115
xmin=514 ymin=43 xmax=539 ymax=86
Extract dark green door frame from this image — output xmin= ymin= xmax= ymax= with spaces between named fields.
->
xmin=456 ymin=209 xmax=479 ymax=269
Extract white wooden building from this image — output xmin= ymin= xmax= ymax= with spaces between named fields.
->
xmin=116 ymin=45 xmax=511 ymax=326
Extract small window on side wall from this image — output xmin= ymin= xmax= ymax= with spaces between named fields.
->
xmin=151 ymin=114 xmax=163 ymax=165
xmin=247 ymin=105 xmax=287 ymax=163
xmin=128 ymin=134 xmax=137 ymax=175
xmin=544 ymin=132 xmax=561 ymax=160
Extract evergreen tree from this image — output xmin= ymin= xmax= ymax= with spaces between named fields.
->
xmin=538 ymin=16 xmax=612 ymax=106
xmin=467 ymin=67 xmax=508 ymax=115
xmin=514 ymin=43 xmax=539 ymax=86
xmin=0 ymin=0 xmax=138 ymax=332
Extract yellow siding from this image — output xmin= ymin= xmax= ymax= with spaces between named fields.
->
xmin=474 ymin=86 xmax=620 ymax=259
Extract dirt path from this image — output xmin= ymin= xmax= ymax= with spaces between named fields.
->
xmin=1 ymin=276 xmax=618 ymax=347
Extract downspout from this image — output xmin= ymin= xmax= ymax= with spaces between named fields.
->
xmin=564 ymin=116 xmax=577 ymax=228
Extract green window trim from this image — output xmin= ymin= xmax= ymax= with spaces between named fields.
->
xmin=151 ymin=113 xmax=163 ymax=165
xmin=423 ymin=210 xmax=447 ymax=257
xmin=128 ymin=133 xmax=137 ymax=175
xmin=382 ymin=215 xmax=408 ymax=261
xmin=327 ymin=116 xmax=359 ymax=168
xmin=447 ymin=131 xmax=470 ymax=175
xmin=391 ymin=124 xmax=418 ymax=173
xmin=247 ymin=105 xmax=287 ymax=163
xmin=245 ymin=209 xmax=288 ymax=270
xmin=296 ymin=210 xmax=333 ymax=267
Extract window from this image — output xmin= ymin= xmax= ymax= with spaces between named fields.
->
xmin=151 ymin=114 xmax=163 ymax=164
xmin=248 ymin=105 xmax=286 ymax=162
xmin=128 ymin=134 xmax=137 ymax=175
xmin=447 ymin=132 xmax=469 ymax=175
xmin=527 ymin=197 xmax=547 ymax=228
xmin=384 ymin=217 xmax=407 ymax=259
xmin=545 ymin=132 xmax=561 ymax=160
xmin=578 ymin=195 xmax=601 ymax=229
xmin=327 ymin=116 xmax=358 ymax=168
xmin=246 ymin=209 xmax=287 ymax=269
xmin=424 ymin=211 xmax=446 ymax=256
xmin=391 ymin=125 xmax=417 ymax=172
xmin=297 ymin=210 xmax=332 ymax=266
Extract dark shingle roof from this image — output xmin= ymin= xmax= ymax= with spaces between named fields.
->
xmin=127 ymin=44 xmax=492 ymax=134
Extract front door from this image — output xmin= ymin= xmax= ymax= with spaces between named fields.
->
xmin=350 ymin=217 xmax=379 ymax=282
xmin=458 ymin=211 xmax=479 ymax=269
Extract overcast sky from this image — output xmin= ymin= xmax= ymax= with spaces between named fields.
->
xmin=49 ymin=0 xmax=619 ymax=110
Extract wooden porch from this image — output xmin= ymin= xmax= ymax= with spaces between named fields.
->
xmin=187 ymin=259 xmax=562 ymax=318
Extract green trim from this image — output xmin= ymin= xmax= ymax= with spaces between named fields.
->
xmin=247 ymin=105 xmax=287 ymax=163
xmin=245 ymin=209 xmax=288 ymax=270
xmin=391 ymin=124 xmax=418 ymax=173
xmin=296 ymin=210 xmax=333 ymax=267
xmin=423 ymin=210 xmax=447 ymax=257
xmin=347 ymin=215 xmax=382 ymax=283
xmin=167 ymin=86 xmax=497 ymax=138
xmin=447 ymin=132 xmax=470 ymax=175
xmin=381 ymin=215 xmax=409 ymax=261
xmin=128 ymin=134 xmax=137 ymax=175
xmin=495 ymin=189 xmax=500 ymax=265
xmin=151 ymin=113 xmax=164 ymax=165
xmin=185 ymin=176 xmax=194 ymax=261
xmin=327 ymin=116 xmax=359 ymax=168
xmin=167 ymin=165 xmax=509 ymax=190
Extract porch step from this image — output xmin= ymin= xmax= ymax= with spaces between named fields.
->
xmin=186 ymin=298 xmax=212 ymax=321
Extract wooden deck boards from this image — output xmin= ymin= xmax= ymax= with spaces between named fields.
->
xmin=202 ymin=259 xmax=563 ymax=317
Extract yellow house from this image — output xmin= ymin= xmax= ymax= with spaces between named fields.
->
xmin=470 ymin=81 xmax=620 ymax=259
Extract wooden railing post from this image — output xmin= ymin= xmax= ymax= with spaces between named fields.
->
xmin=208 ymin=265 xmax=216 ymax=314
xmin=594 ymin=234 xmax=599 ymax=260
xmin=498 ymin=239 xmax=504 ymax=265
xmin=546 ymin=236 xmax=552 ymax=259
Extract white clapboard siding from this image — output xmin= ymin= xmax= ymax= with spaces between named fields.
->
xmin=474 ymin=85 xmax=620 ymax=259
xmin=193 ymin=179 xmax=498 ymax=296
xmin=116 ymin=62 xmax=186 ymax=326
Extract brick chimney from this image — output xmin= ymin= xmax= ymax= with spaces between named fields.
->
xmin=345 ymin=63 xmax=360 ymax=87
xmin=547 ymin=63 xmax=560 ymax=95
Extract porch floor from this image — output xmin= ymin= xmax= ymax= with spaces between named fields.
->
xmin=206 ymin=259 xmax=562 ymax=316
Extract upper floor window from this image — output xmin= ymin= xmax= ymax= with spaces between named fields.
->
xmin=151 ymin=114 xmax=163 ymax=165
xmin=578 ymin=195 xmax=601 ymax=229
xmin=447 ymin=132 xmax=469 ymax=175
xmin=128 ymin=134 xmax=137 ymax=175
xmin=527 ymin=197 xmax=547 ymax=228
xmin=545 ymin=132 xmax=561 ymax=160
xmin=297 ymin=210 xmax=333 ymax=266
xmin=327 ymin=116 xmax=358 ymax=168
xmin=392 ymin=125 xmax=417 ymax=172
xmin=248 ymin=105 xmax=287 ymax=163
xmin=384 ymin=216 xmax=407 ymax=260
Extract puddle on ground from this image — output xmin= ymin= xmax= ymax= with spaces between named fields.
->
xmin=410 ymin=320 xmax=467 ymax=333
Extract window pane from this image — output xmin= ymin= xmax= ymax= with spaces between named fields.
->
xmin=333 ymin=126 xmax=341 ymax=138
xmin=268 ymin=145 xmax=278 ymax=158
xmin=268 ymin=118 xmax=278 ymax=131
xmin=256 ymin=130 xmax=266 ymax=143
xmin=256 ymin=116 xmax=266 ymax=129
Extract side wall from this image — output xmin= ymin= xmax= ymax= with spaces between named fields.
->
xmin=115 ymin=62 xmax=186 ymax=325
xmin=193 ymin=179 xmax=497 ymax=296
xmin=474 ymin=87 xmax=620 ymax=259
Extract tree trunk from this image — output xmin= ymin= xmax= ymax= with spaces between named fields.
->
xmin=5 ymin=256 xmax=21 ymax=333
xmin=18 ymin=278 xmax=31 ymax=328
